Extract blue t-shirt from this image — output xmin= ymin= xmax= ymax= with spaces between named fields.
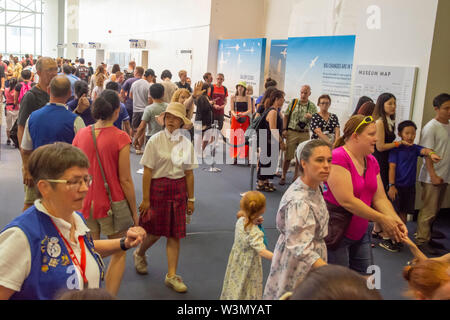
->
xmin=59 ymin=73 xmax=79 ymax=97
xmin=114 ymin=103 xmax=130 ymax=129
xmin=388 ymin=144 xmax=424 ymax=187
xmin=67 ymin=98 xmax=96 ymax=126
xmin=122 ymin=77 xmax=139 ymax=111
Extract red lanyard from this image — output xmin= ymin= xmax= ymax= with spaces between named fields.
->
xmin=50 ymin=219 xmax=88 ymax=288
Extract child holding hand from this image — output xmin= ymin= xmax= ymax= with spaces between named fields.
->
xmin=220 ymin=191 xmax=273 ymax=300
xmin=387 ymin=120 xmax=441 ymax=223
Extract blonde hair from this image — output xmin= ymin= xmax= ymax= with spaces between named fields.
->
xmin=240 ymin=191 xmax=266 ymax=230
xmin=96 ymin=73 xmax=106 ymax=87
xmin=403 ymin=260 xmax=450 ymax=299
xmin=178 ymin=70 xmax=187 ymax=77
xmin=171 ymin=88 xmax=191 ymax=103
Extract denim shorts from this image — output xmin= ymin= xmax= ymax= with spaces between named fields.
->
xmin=327 ymin=223 xmax=374 ymax=275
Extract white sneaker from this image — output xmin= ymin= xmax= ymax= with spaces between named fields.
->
xmin=137 ymin=168 xmax=144 ymax=174
xmin=165 ymin=274 xmax=187 ymax=293
xmin=133 ymin=250 xmax=148 ymax=275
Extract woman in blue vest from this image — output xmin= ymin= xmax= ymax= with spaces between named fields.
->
xmin=0 ymin=142 xmax=146 ymax=300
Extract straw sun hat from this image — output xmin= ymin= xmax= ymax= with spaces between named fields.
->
xmin=157 ymin=102 xmax=192 ymax=127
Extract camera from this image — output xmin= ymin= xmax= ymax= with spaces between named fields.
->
xmin=298 ymin=121 xmax=307 ymax=130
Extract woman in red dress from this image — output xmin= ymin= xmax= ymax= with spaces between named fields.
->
xmin=229 ymin=81 xmax=252 ymax=163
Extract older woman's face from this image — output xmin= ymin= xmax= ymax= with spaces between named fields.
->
xmin=43 ymin=166 xmax=90 ymax=212
xmin=165 ymin=113 xmax=184 ymax=132
xmin=318 ymin=98 xmax=331 ymax=113
xmin=301 ymin=146 xmax=332 ymax=182
xmin=178 ymin=92 xmax=190 ymax=105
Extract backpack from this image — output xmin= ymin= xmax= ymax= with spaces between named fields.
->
xmin=209 ymin=85 xmax=227 ymax=98
xmin=76 ymin=65 xmax=90 ymax=81
xmin=124 ymin=70 xmax=134 ymax=81
xmin=18 ymin=82 xmax=32 ymax=104
xmin=244 ymin=107 xmax=275 ymax=144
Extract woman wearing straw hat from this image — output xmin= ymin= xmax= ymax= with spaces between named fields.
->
xmin=133 ymin=102 xmax=198 ymax=293
xmin=229 ymin=81 xmax=252 ymax=163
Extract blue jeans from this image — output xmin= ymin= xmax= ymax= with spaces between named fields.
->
xmin=327 ymin=223 xmax=374 ymax=275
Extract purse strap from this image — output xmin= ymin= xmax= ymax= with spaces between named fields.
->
xmin=91 ymin=125 xmax=113 ymax=205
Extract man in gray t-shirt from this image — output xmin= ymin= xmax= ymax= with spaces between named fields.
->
xmin=134 ymin=83 xmax=167 ymax=151
xmin=415 ymin=93 xmax=450 ymax=255
xmin=130 ymin=68 xmax=156 ymax=154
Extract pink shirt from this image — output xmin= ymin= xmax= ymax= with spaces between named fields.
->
xmin=324 ymin=146 xmax=380 ymax=240
xmin=4 ymin=88 xmax=17 ymax=111
xmin=73 ymin=126 xmax=131 ymax=219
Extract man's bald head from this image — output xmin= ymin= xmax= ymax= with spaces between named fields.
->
xmin=50 ymin=75 xmax=71 ymax=98
xmin=300 ymin=85 xmax=311 ymax=103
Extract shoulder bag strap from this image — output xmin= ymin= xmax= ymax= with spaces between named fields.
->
xmin=286 ymin=99 xmax=298 ymax=129
xmin=91 ymin=125 xmax=113 ymax=205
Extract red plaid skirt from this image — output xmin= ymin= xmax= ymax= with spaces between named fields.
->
xmin=139 ymin=177 xmax=187 ymax=239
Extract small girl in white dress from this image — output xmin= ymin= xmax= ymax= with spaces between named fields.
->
xmin=220 ymin=191 xmax=273 ymax=300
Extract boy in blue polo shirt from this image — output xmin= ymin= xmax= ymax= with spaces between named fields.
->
xmin=388 ymin=120 xmax=441 ymax=224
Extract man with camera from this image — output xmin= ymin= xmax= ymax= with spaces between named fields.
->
xmin=280 ymin=85 xmax=317 ymax=185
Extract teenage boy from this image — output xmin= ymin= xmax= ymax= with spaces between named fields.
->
xmin=387 ymin=120 xmax=441 ymax=226
xmin=416 ymin=93 xmax=450 ymax=255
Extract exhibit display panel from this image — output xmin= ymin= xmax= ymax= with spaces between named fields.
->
xmin=217 ymin=38 xmax=267 ymax=96
xmin=352 ymin=65 xmax=418 ymax=127
xmin=268 ymin=39 xmax=288 ymax=91
xmin=285 ymin=35 xmax=356 ymax=126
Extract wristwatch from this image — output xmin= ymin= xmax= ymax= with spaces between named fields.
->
xmin=188 ymin=198 xmax=195 ymax=202
xmin=388 ymin=183 xmax=395 ymax=188
xmin=120 ymin=237 xmax=129 ymax=251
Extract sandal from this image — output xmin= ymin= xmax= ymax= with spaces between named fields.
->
xmin=265 ymin=183 xmax=276 ymax=192
xmin=279 ymin=178 xmax=286 ymax=185
xmin=371 ymin=231 xmax=382 ymax=239
xmin=256 ymin=183 xmax=266 ymax=191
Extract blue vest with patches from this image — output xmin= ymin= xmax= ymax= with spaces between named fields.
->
xmin=2 ymin=206 xmax=105 ymax=300
xmin=28 ymin=103 xmax=78 ymax=150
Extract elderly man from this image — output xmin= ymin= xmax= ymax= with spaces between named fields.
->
xmin=20 ymin=75 xmax=85 ymax=211
xmin=280 ymin=85 xmax=317 ymax=185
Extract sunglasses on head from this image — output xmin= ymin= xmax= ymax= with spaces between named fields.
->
xmin=354 ymin=116 xmax=374 ymax=134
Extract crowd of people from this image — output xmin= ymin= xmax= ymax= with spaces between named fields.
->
xmin=0 ymin=54 xmax=449 ymax=300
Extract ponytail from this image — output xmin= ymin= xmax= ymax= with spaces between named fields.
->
xmin=333 ymin=136 xmax=346 ymax=149
xmin=240 ymin=191 xmax=266 ymax=231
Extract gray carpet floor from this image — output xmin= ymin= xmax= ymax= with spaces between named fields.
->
xmin=1 ymin=122 xmax=448 ymax=300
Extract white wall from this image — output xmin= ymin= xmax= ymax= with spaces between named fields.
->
xmin=77 ymin=0 xmax=211 ymax=82
xmin=353 ymin=0 xmax=439 ymax=133
xmin=208 ymin=0 xmax=265 ymax=82
xmin=42 ymin=0 xmax=60 ymax=57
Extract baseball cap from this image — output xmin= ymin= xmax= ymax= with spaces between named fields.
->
xmin=144 ymin=69 xmax=156 ymax=77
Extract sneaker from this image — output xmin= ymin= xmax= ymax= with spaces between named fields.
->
xmin=135 ymin=149 xmax=144 ymax=155
xmin=6 ymin=139 xmax=11 ymax=146
xmin=133 ymin=250 xmax=148 ymax=275
xmin=379 ymin=239 xmax=400 ymax=252
xmin=136 ymin=168 xmax=144 ymax=174
xmin=165 ymin=274 xmax=188 ymax=293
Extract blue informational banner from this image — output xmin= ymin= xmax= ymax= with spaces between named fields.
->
xmin=268 ymin=39 xmax=288 ymax=92
xmin=217 ymin=38 xmax=267 ymax=96
xmin=285 ymin=35 xmax=356 ymax=126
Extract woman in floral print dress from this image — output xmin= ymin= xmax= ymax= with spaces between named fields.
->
xmin=263 ymin=139 xmax=332 ymax=300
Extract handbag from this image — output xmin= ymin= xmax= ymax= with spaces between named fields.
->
xmin=91 ymin=125 xmax=134 ymax=234
xmin=244 ymin=107 xmax=274 ymax=143
xmin=324 ymin=201 xmax=353 ymax=251
xmin=236 ymin=115 xmax=247 ymax=124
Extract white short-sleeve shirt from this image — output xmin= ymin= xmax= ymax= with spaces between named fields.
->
xmin=418 ymin=119 xmax=450 ymax=183
xmin=140 ymin=128 xmax=199 ymax=179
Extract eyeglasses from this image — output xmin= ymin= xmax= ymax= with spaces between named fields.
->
xmin=46 ymin=175 xmax=93 ymax=190
xmin=354 ymin=116 xmax=374 ymax=134
xmin=319 ymin=101 xmax=330 ymax=105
